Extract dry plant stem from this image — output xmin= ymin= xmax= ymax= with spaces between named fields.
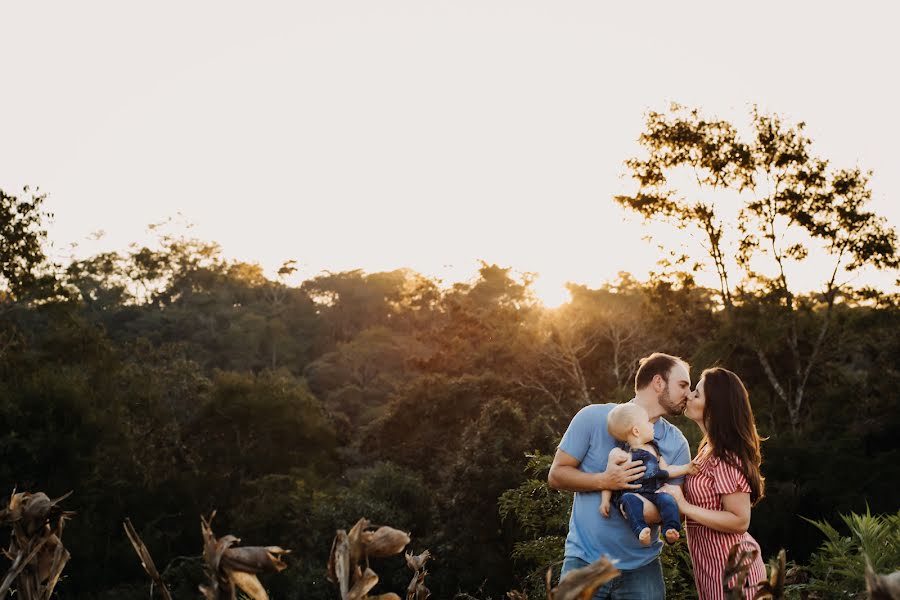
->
xmin=0 ymin=536 xmax=51 ymax=598
xmin=346 ymin=568 xmax=379 ymax=600
xmin=751 ymin=549 xmax=786 ymax=600
xmin=866 ymin=561 xmax=900 ymax=600
xmin=329 ymin=518 xmax=417 ymax=600
xmin=122 ymin=518 xmax=174 ymax=600
xmin=198 ymin=512 xmax=289 ymax=600
xmin=39 ymin=539 xmax=69 ymax=600
xmin=0 ymin=491 xmax=73 ymax=600
xmin=330 ymin=530 xmax=351 ymax=600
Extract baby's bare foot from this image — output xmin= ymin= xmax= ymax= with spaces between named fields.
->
xmin=665 ymin=529 xmax=680 ymax=544
xmin=638 ymin=527 xmax=652 ymax=545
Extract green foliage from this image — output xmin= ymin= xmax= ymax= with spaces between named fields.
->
xmin=499 ymin=452 xmax=570 ymax=540
xmin=660 ymin=536 xmax=696 ymax=599
xmin=0 ymin=186 xmax=53 ymax=300
xmin=615 ymin=104 xmax=899 ymax=432
xmin=497 ymin=452 xmax=569 ymax=598
xmin=1 ymin=183 xmax=899 ymax=597
xmin=795 ymin=508 xmax=900 ymax=598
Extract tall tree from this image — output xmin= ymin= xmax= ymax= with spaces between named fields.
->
xmin=0 ymin=187 xmax=52 ymax=301
xmin=615 ymin=104 xmax=898 ymax=430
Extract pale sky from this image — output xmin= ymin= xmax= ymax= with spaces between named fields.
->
xmin=2 ymin=1 xmax=898 ymax=306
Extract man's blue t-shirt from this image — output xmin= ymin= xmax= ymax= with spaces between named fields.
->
xmin=559 ymin=402 xmax=690 ymax=570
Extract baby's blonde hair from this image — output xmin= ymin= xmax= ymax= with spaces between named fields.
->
xmin=608 ymin=403 xmax=648 ymax=442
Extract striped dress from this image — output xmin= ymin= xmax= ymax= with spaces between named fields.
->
xmin=684 ymin=452 xmax=766 ymax=599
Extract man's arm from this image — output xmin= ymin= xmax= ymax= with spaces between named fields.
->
xmin=547 ymin=447 xmax=645 ymax=492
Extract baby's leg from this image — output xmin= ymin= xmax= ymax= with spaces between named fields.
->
xmin=641 ymin=497 xmax=662 ymax=525
xmin=619 ymin=493 xmax=654 ymax=546
xmin=654 ymin=492 xmax=682 ymax=544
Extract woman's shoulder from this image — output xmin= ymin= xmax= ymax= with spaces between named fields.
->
xmin=709 ymin=452 xmax=739 ymax=465
xmin=706 ymin=452 xmax=751 ymax=493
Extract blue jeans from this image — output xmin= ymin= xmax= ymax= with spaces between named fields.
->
xmin=560 ymin=556 xmax=665 ymax=599
xmin=619 ymin=492 xmax=681 ymax=540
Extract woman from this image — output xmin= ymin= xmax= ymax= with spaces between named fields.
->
xmin=660 ymin=367 xmax=766 ymax=599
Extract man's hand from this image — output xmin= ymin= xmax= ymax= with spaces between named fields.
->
xmin=604 ymin=448 xmax=645 ymax=491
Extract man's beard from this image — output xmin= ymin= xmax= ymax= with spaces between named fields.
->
xmin=658 ymin=386 xmax=684 ymax=416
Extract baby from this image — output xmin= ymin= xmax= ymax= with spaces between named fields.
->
xmin=600 ymin=403 xmax=697 ymax=545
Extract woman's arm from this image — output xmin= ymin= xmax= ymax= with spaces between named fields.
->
xmin=658 ymin=484 xmax=752 ymax=534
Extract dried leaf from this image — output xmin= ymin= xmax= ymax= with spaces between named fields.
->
xmin=347 ymin=567 xmax=378 ymax=600
xmin=231 ymin=571 xmax=268 ymax=600
xmin=752 ymin=549 xmax=786 ymax=600
xmin=0 ymin=535 xmax=51 ymax=599
xmin=347 ymin=519 xmax=370 ymax=569
xmin=328 ymin=530 xmax=350 ymax=597
xmin=123 ymin=518 xmax=173 ymax=600
xmin=724 ymin=542 xmax=758 ymax=598
xmin=38 ymin=539 xmax=70 ymax=600
xmin=405 ymin=550 xmax=431 ymax=572
xmin=407 ymin=570 xmax=426 ymax=600
xmin=365 ymin=527 xmax=411 ymax=558
xmin=416 ymin=582 xmax=431 ymax=600
xmin=222 ymin=546 xmax=289 ymax=574
xmin=865 ymin=562 xmax=900 ymax=600
xmin=550 ymin=557 xmax=619 ymax=600
xmin=327 ymin=533 xmax=339 ymax=583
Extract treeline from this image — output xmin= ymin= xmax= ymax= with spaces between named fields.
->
xmin=7 ymin=96 xmax=900 ymax=597
xmin=1 ymin=186 xmax=897 ymax=598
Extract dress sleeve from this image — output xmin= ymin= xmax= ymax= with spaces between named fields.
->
xmin=711 ymin=457 xmax=751 ymax=495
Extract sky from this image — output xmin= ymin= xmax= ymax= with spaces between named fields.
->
xmin=2 ymin=1 xmax=898 ymax=306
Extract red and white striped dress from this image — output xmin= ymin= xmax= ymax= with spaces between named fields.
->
xmin=684 ymin=451 xmax=766 ymax=599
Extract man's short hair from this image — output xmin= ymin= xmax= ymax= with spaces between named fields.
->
xmin=607 ymin=403 xmax=648 ymax=442
xmin=634 ymin=352 xmax=689 ymax=392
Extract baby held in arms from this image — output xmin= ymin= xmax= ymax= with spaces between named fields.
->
xmin=600 ymin=403 xmax=698 ymax=545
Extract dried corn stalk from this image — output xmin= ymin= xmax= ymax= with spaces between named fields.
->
xmin=752 ymin=549 xmax=786 ymax=600
xmin=723 ymin=542 xmax=792 ymax=600
xmin=0 ymin=490 xmax=74 ymax=600
xmin=328 ymin=518 xmax=412 ymax=600
xmin=724 ymin=542 xmax=760 ymax=599
xmin=404 ymin=550 xmax=430 ymax=600
xmin=199 ymin=511 xmax=290 ymax=600
xmin=866 ymin=561 xmax=900 ymax=600
xmin=547 ymin=556 xmax=619 ymax=600
xmin=122 ymin=518 xmax=174 ymax=600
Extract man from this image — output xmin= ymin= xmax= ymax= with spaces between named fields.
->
xmin=548 ymin=352 xmax=692 ymax=599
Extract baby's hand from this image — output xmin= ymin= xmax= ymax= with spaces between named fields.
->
xmin=600 ymin=501 xmax=611 ymax=518
xmin=608 ymin=447 xmax=630 ymax=463
xmin=686 ymin=459 xmax=701 ymax=475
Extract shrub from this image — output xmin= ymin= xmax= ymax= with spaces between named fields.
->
xmin=791 ymin=508 xmax=900 ymax=598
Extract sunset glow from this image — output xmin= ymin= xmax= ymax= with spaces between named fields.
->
xmin=2 ymin=1 xmax=897 ymax=296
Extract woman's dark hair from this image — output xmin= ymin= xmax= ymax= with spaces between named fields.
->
xmin=699 ymin=367 xmax=765 ymax=505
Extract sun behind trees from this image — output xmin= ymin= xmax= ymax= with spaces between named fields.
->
xmin=0 ymin=101 xmax=899 ymax=597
